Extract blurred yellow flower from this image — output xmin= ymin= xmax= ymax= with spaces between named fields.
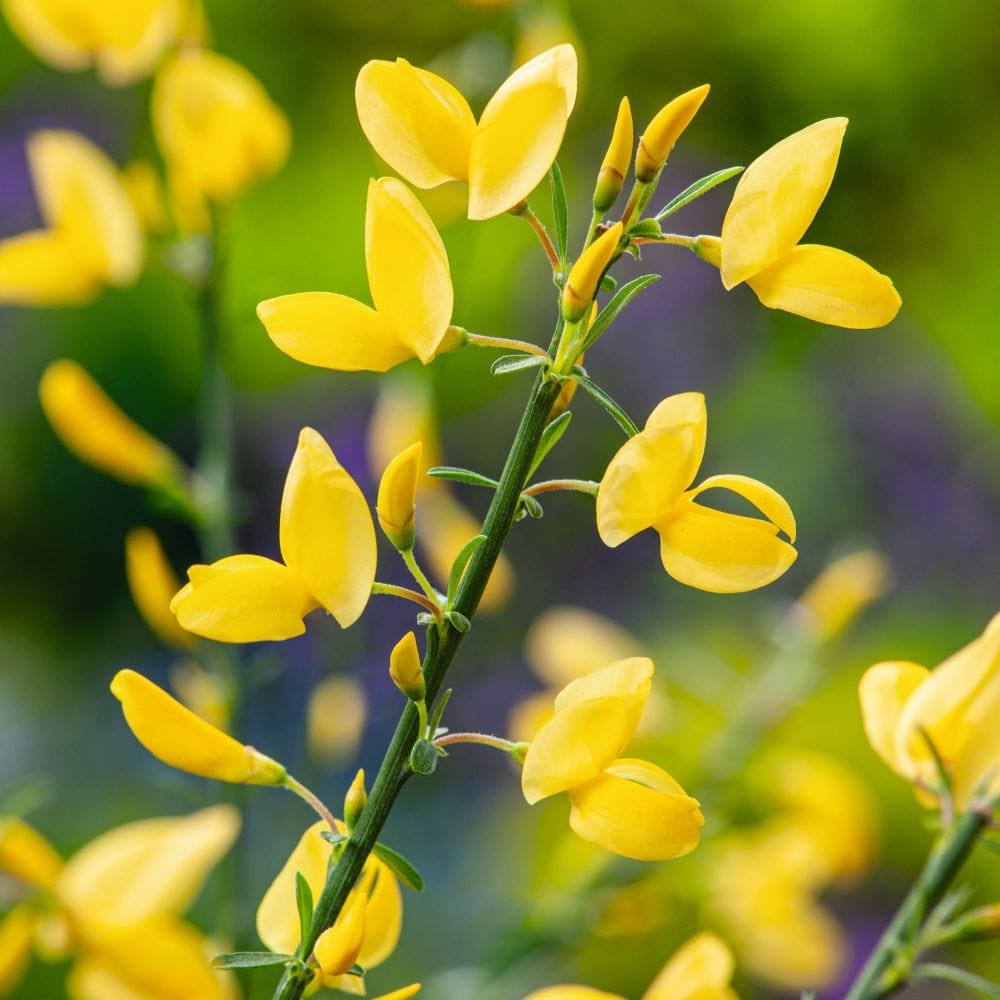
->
xmin=126 ymin=527 xmax=196 ymax=649
xmin=111 ymin=668 xmax=285 ymax=785
xmin=259 ymin=178 xmax=456 ymax=373
xmin=0 ymin=131 xmax=142 ymax=306
xmin=257 ymin=821 xmax=402 ymax=992
xmin=0 ymin=806 xmax=238 ymax=999
xmin=794 ymin=550 xmax=891 ymax=643
xmin=593 ymin=97 xmax=633 ymax=212
xmin=562 ymin=222 xmax=622 ymax=322
xmin=122 ymin=159 xmax=169 ymax=233
xmin=355 ymin=45 xmax=577 ymax=220
xmin=378 ymin=442 xmax=422 ymax=551
xmin=859 ymin=611 xmax=1000 ymax=807
xmin=596 ymin=392 xmax=796 ymax=593
xmin=308 ymin=676 xmax=368 ymax=766
xmin=709 ymin=118 xmax=901 ymax=328
xmin=171 ymin=427 xmax=376 ymax=641
xmin=40 ymin=360 xmax=177 ymax=487
xmin=169 ymin=659 xmax=231 ymax=731
xmin=521 ymin=658 xmax=703 ymax=860
xmin=153 ymin=48 xmax=289 ymax=222
xmin=635 ymin=85 xmax=710 ymax=183
xmin=1 ymin=0 xmax=181 ymax=85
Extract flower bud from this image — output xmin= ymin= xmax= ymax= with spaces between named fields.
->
xmin=593 ymin=97 xmax=633 ymax=212
xmin=377 ymin=442 xmax=422 ymax=551
xmin=635 ymin=84 xmax=710 ymax=183
xmin=343 ymin=769 xmax=368 ymax=830
xmin=562 ymin=222 xmax=623 ymax=322
xmin=315 ymin=889 xmax=367 ymax=975
xmin=390 ymin=632 xmax=425 ymax=702
xmin=691 ymin=234 xmax=722 ymax=267
xmin=950 ymin=903 xmax=1000 ymax=941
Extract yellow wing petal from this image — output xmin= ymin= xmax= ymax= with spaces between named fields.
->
xmin=366 ymin=178 xmax=453 ymax=363
xmin=0 ymin=229 xmax=100 ymax=306
xmin=567 ymin=759 xmax=703 ymax=861
xmin=279 ymin=428 xmax=377 ymax=628
xmin=747 ymin=243 xmax=902 ymax=329
xmin=552 ymin=656 xmax=653 ymax=714
xmin=0 ymin=817 xmax=62 ymax=891
xmin=468 ymin=44 xmax=578 ymax=220
xmin=642 ymin=932 xmax=736 ymax=1000
xmin=355 ymin=58 xmax=476 ymax=188
xmin=258 ymin=292 xmax=414 ymax=373
xmin=858 ymin=661 xmax=929 ymax=777
xmin=58 ymin=805 xmax=239 ymax=926
xmin=720 ymin=118 xmax=847 ymax=288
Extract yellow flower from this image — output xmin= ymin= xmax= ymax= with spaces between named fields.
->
xmin=390 ymin=632 xmax=425 ymax=702
xmin=308 ymin=676 xmax=368 ymax=766
xmin=562 ymin=222 xmax=623 ymax=322
xmin=259 ymin=178 xmax=456 ymax=373
xmin=0 ymin=806 xmax=238 ymax=999
xmin=0 ymin=131 xmax=142 ymax=306
xmin=712 ymin=118 xmax=901 ymax=328
xmin=1 ymin=0 xmax=180 ymax=85
xmin=40 ymin=360 xmax=177 ymax=487
xmin=111 ymin=668 xmax=286 ymax=784
xmin=316 ymin=891 xmax=367 ymax=977
xmin=859 ymin=612 xmax=1000 ymax=807
xmin=596 ymin=392 xmax=796 ymax=593
xmin=126 ymin=527 xmax=196 ymax=649
xmin=377 ymin=442 xmax=422 ymax=551
xmin=794 ymin=549 xmax=891 ymax=643
xmin=521 ymin=658 xmax=702 ymax=861
xmin=152 ymin=48 xmax=289 ymax=216
xmin=171 ymin=427 xmax=377 ymax=642
xmin=635 ymin=85 xmax=711 ymax=183
xmin=257 ymin=821 xmax=402 ymax=992
xmin=355 ymin=45 xmax=577 ymax=220
xmin=122 ymin=159 xmax=169 ymax=234
xmin=593 ymin=97 xmax=633 ymax=212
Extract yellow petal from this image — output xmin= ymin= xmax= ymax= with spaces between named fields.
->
xmin=0 ymin=228 xmax=100 ymax=306
xmin=747 ymin=243 xmax=902 ymax=329
xmin=307 ymin=676 xmax=367 ymax=765
xmin=258 ymin=291 xmax=414 ymax=373
xmin=111 ymin=669 xmax=285 ymax=784
xmin=721 ymin=118 xmax=847 ymax=288
xmin=858 ymin=661 xmax=928 ymax=776
xmin=169 ymin=661 xmax=231 ymax=732
xmin=0 ymin=906 xmax=33 ymax=996
xmin=377 ymin=442 xmax=422 ymax=551
xmin=316 ymin=891 xmax=367 ymax=976
xmin=171 ymin=554 xmax=316 ymax=643
xmin=0 ymin=0 xmax=93 ymax=72
xmin=87 ymin=0 xmax=182 ymax=87
xmin=126 ymin=527 xmax=195 ymax=650
xmin=688 ymin=473 xmax=797 ymax=542
xmin=562 ymin=222 xmax=622 ymax=321
xmin=279 ymin=427 xmax=377 ymax=628
xmin=593 ymin=97 xmax=633 ymax=211
xmin=58 ymin=805 xmax=239 ymax=927
xmin=368 ymin=377 xmax=444 ymax=481
xmin=468 ymin=44 xmax=578 ymax=220
xmin=371 ymin=987 xmax=421 ymax=1000
xmin=39 ymin=360 xmax=174 ymax=486
xmin=797 ymin=550 xmax=892 ymax=642
xmin=642 ymin=932 xmax=736 ymax=1000
xmin=567 ymin=758 xmax=704 ymax=861
xmin=356 ymin=860 xmax=402 ymax=969
xmin=524 ymin=990 xmax=626 ymax=1000
xmin=355 ymin=58 xmax=476 ymax=188
xmin=366 ymin=178 xmax=454 ymax=362
xmin=635 ymin=84 xmax=710 ymax=182
xmin=122 ymin=159 xmax=169 ymax=234
xmin=644 ymin=391 xmax=707 ymax=482
xmin=0 ymin=817 xmax=63 ymax=891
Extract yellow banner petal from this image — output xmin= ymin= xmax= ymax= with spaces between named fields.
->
xmin=642 ymin=932 xmax=736 ymax=1000
xmin=552 ymin=657 xmax=653 ymax=714
xmin=858 ymin=661 xmax=928 ymax=778
xmin=643 ymin=391 xmax=707 ymax=487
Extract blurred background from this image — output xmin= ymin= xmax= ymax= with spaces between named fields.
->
xmin=2 ymin=0 xmax=1000 ymax=997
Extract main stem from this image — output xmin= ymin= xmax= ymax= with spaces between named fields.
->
xmin=272 ymin=372 xmax=562 ymax=999
xmin=843 ymin=806 xmax=989 ymax=1000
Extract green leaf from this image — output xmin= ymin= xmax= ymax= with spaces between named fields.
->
xmin=445 ymin=610 xmax=471 ymax=633
xmin=447 ymin=534 xmax=486 ymax=604
xmin=628 ymin=218 xmax=662 ymax=239
xmin=427 ymin=466 xmax=500 ymax=489
xmin=428 ymin=688 xmax=452 ymax=737
xmin=294 ymin=871 xmax=313 ymax=953
xmin=346 ymin=964 xmax=365 ymax=978
xmin=519 ymin=494 xmax=544 ymax=518
xmin=212 ymin=951 xmax=292 ymax=970
xmin=913 ymin=963 xmax=1000 ymax=999
xmin=655 ymin=165 xmax=744 ymax=220
xmin=549 ymin=162 xmax=568 ymax=266
xmin=598 ymin=274 xmax=618 ymax=293
xmin=572 ymin=371 xmax=640 ymax=437
xmin=491 ymin=353 xmax=550 ymax=376
xmin=579 ymin=274 xmax=660 ymax=354
xmin=373 ymin=841 xmax=426 ymax=892
xmin=528 ymin=410 xmax=572 ymax=478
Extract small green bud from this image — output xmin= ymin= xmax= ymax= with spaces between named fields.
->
xmin=343 ymin=769 xmax=367 ymax=830
xmin=409 ymin=739 xmax=438 ymax=776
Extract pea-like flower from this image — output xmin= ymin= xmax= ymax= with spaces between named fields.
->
xmin=596 ymin=392 xmax=796 ymax=593
xmin=521 ymin=657 xmax=703 ymax=861
xmin=171 ymin=427 xmax=376 ymax=642
xmin=859 ymin=611 xmax=1000 ymax=808
xmin=703 ymin=118 xmax=900 ymax=329
xmin=355 ymin=45 xmax=577 ymax=220
xmin=259 ymin=178 xmax=458 ymax=373
xmin=0 ymin=132 xmax=142 ymax=306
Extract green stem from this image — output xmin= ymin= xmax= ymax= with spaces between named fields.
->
xmin=582 ymin=209 xmax=602 ymax=251
xmin=523 ymin=478 xmax=599 ymax=498
xmin=283 ymin=774 xmax=337 ymax=832
xmin=519 ymin=206 xmax=561 ymax=272
xmin=843 ymin=806 xmax=990 ymax=1000
xmin=401 ymin=549 xmax=443 ymax=606
xmin=464 ymin=332 xmax=550 ymax=357
xmin=271 ymin=371 xmax=562 ymax=999
xmin=434 ymin=731 xmax=528 ymax=762
xmin=912 ymin=963 xmax=1000 ymax=999
xmin=371 ymin=581 xmax=441 ymax=617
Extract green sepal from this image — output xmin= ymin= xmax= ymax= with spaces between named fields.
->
xmin=599 ymin=274 xmax=618 ymax=293
xmin=427 ymin=466 xmax=499 ymax=489
xmin=528 ymin=410 xmax=572 ymax=478
xmin=212 ymin=951 xmax=293 ymax=969
xmin=346 ymin=964 xmax=365 ymax=978
xmin=319 ymin=830 xmax=347 ymax=846
xmin=409 ymin=738 xmax=438 ymax=776
xmin=628 ymin=218 xmax=662 ymax=239
xmin=549 ymin=161 xmax=569 ymax=267
xmin=415 ymin=611 xmax=437 ymax=627
xmin=294 ymin=871 xmax=313 ymax=956
xmin=372 ymin=840 xmax=426 ymax=892
xmin=447 ymin=534 xmax=486 ymax=605
xmin=491 ymin=354 xmax=550 ymax=376
xmin=445 ymin=610 xmax=471 ymax=633
xmin=655 ymin=165 xmax=744 ymax=221
xmin=571 ymin=369 xmax=640 ymax=437
xmin=579 ymin=274 xmax=660 ymax=355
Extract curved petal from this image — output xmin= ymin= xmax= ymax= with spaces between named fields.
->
xmin=366 ymin=178 xmax=453 ymax=362
xmin=355 ymin=58 xmax=476 ymax=188
xmin=567 ymin=759 xmax=704 ymax=861
xmin=468 ymin=44 xmax=578 ymax=219
xmin=553 ymin=657 xmax=653 ymax=714
xmin=0 ymin=0 xmax=92 ymax=71
xmin=0 ymin=229 xmax=99 ymax=306
xmin=357 ymin=860 xmax=402 ymax=969
xmin=0 ymin=906 xmax=33 ymax=996
xmin=688 ymin=473 xmax=796 ymax=542
xmin=720 ymin=118 xmax=847 ymax=288
xmin=88 ymin=0 xmax=181 ymax=87
xmin=747 ymin=243 xmax=902 ymax=329
xmin=644 ymin=392 xmax=707 ymax=487
xmin=858 ymin=661 xmax=928 ymax=777
xmin=58 ymin=805 xmax=239 ymax=927
xmin=642 ymin=932 xmax=736 ymax=1000
xmin=0 ymin=817 xmax=63 ymax=891
xmin=316 ymin=891 xmax=367 ymax=976
xmin=279 ymin=428 xmax=377 ymax=628
xmin=126 ymin=527 xmax=195 ymax=650
xmin=658 ymin=503 xmax=797 ymax=593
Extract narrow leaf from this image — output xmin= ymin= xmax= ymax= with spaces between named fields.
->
xmin=572 ymin=371 xmax=640 ymax=437
xmin=212 ymin=951 xmax=292 ymax=969
xmin=913 ymin=963 xmax=1000 ymax=999
xmin=519 ymin=494 xmax=544 ymax=518
xmin=428 ymin=688 xmax=452 ymax=737
xmin=294 ymin=871 xmax=313 ymax=952
xmin=655 ymin=165 xmax=744 ymax=220
xmin=598 ymin=274 xmax=618 ymax=293
xmin=580 ymin=274 xmax=660 ymax=354
xmin=491 ymin=353 xmax=550 ymax=376
xmin=447 ymin=534 xmax=487 ymax=604
xmin=427 ymin=466 xmax=500 ymax=489
xmin=549 ymin=162 xmax=568 ymax=266
xmin=528 ymin=410 xmax=572 ymax=477
xmin=372 ymin=841 xmax=425 ymax=892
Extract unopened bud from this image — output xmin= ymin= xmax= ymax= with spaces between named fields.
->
xmin=635 ymin=84 xmax=710 ymax=183
xmin=389 ymin=631 xmax=425 ymax=701
xmin=343 ymin=769 xmax=367 ymax=830
xmin=593 ymin=97 xmax=633 ymax=212
xmin=948 ymin=903 xmax=1000 ymax=942
xmin=691 ymin=234 xmax=722 ymax=267
xmin=377 ymin=442 xmax=422 ymax=551
xmin=562 ymin=222 xmax=623 ymax=322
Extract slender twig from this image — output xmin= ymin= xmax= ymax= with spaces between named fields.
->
xmin=633 ymin=233 xmax=696 ymax=247
xmin=371 ymin=581 xmax=441 ymax=617
xmin=465 ymin=332 xmax=550 ymax=357
xmin=283 ymin=774 xmax=338 ymax=831
xmin=434 ymin=732 xmax=522 ymax=754
xmin=401 ymin=549 xmax=442 ymax=606
xmin=519 ymin=206 xmax=561 ymax=272
xmin=912 ymin=963 xmax=1000 ymax=998
xmin=523 ymin=478 xmax=599 ymax=498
